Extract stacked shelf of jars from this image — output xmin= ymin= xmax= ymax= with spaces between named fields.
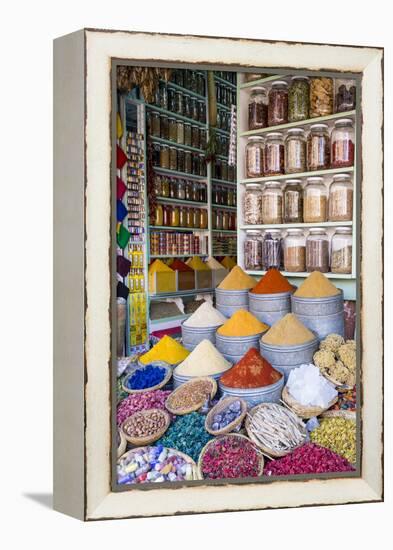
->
xmin=147 ymin=69 xmax=208 ymax=179
xmin=240 ymin=75 xmax=356 ymax=276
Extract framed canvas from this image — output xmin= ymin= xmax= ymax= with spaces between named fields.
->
xmin=53 ymin=29 xmax=383 ymax=521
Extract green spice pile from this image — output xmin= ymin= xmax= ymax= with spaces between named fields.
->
xmin=310 ymin=416 xmax=356 ymax=464
xmin=156 ymin=412 xmax=213 ymax=462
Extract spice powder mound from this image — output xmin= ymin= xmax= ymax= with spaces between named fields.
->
xmin=251 ymin=268 xmax=294 ymax=294
xmin=167 ymin=379 xmax=214 ymax=411
xmin=220 ymin=348 xmax=282 ymax=389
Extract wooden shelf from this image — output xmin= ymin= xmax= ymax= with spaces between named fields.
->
xmin=240 ymin=221 xmax=352 ymax=230
xmin=239 ymin=110 xmax=356 ymax=137
xmin=240 ymin=166 xmax=354 ymax=184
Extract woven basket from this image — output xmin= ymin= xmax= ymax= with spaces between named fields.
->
xmin=281 ymin=386 xmax=338 ymax=420
xmin=165 ymin=376 xmax=217 ymax=415
xmin=122 ymin=363 xmax=172 ymax=395
xmin=205 ymin=396 xmax=247 ymax=436
xmin=245 ymin=403 xmax=307 ymax=458
xmin=117 ymin=428 xmax=127 ymax=458
xmin=197 ymin=433 xmax=264 ymax=480
xmin=121 ymin=408 xmax=171 ymax=446
xmin=118 ymin=446 xmax=198 ymax=481
xmin=321 ymin=409 xmax=356 ymax=421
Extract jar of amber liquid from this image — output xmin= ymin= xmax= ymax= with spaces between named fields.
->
xmin=179 ymin=206 xmax=187 ymax=227
xmin=200 ymin=209 xmax=208 ymax=229
xmin=160 ymin=177 xmax=170 ymax=197
xmin=163 ymin=205 xmax=171 ymax=226
xmin=186 ymin=208 xmax=194 ymax=228
xmin=170 ymin=206 xmax=180 ymax=227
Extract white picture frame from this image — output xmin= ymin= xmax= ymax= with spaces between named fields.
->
xmin=53 ymin=29 xmax=383 ymax=521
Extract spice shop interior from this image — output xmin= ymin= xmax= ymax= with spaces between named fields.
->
xmin=115 ymin=64 xmax=359 ymax=487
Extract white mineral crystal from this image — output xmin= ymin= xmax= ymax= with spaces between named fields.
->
xmin=287 ymin=363 xmax=338 ymax=408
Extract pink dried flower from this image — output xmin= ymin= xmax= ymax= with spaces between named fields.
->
xmin=117 ymin=389 xmax=172 ymax=425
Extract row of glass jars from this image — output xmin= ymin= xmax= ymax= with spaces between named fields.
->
xmin=170 ymin=70 xmax=206 ymax=96
xmin=149 ymin=113 xmax=207 ymax=149
xmin=154 ymin=82 xmax=206 ymax=123
xmin=150 ymin=231 xmax=202 ymax=257
xmin=154 ymin=144 xmax=207 ymax=176
xmin=243 ymin=175 xmax=353 ymax=225
xmin=213 ymin=210 xmax=237 ymax=231
xmin=244 ymin=227 xmax=353 ymax=274
xmin=216 ymin=82 xmax=236 ymax=107
xmin=245 ymin=119 xmax=355 ymax=178
xmin=212 ymin=185 xmax=237 ymax=207
xmin=214 ymin=71 xmax=237 ymax=84
xmin=248 ymin=77 xmax=356 ymax=130
xmin=153 ymin=205 xmax=208 ymax=229
xmin=217 ymin=109 xmax=231 ymax=132
xmin=154 ymin=176 xmax=208 ymax=203
xmin=212 ymin=158 xmax=236 ymax=182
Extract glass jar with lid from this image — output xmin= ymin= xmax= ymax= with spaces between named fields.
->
xmin=162 ymin=205 xmax=171 ymax=226
xmin=153 ymin=175 xmax=162 ymax=197
xmin=183 ymin=94 xmax=191 ymax=118
xmin=160 ymin=177 xmax=170 ymax=198
xmin=159 ymin=145 xmax=170 ymax=169
xmin=243 ymin=184 xmax=263 ymax=225
xmin=199 ymin=183 xmax=207 ymax=203
xmin=169 ymin=147 xmax=177 ymax=171
xmin=283 ymin=229 xmax=306 ymax=272
xmin=160 ymin=115 xmax=169 ymax=140
xmin=193 ymin=208 xmax=201 ymax=228
xmin=248 ymin=86 xmax=268 ymax=130
xmin=245 ymin=136 xmax=265 ymax=178
xmin=168 ymin=118 xmax=177 ymax=142
xmin=176 ymin=120 xmax=184 ymax=144
xmin=192 ymin=155 xmax=200 ymax=176
xmin=288 ymin=76 xmax=310 ymax=122
xmin=191 ymin=98 xmax=199 ymax=121
xmin=159 ymin=81 xmax=168 ymax=109
xmin=268 ymin=81 xmax=288 ymax=126
xmin=185 ymin=180 xmax=193 ymax=201
xmin=264 ymin=132 xmax=285 ymax=176
xmin=331 ymin=227 xmax=352 ymax=274
xmin=227 ymin=187 xmax=234 ymax=207
xmin=191 ymin=126 xmax=200 ymax=149
xmin=167 ymin=88 xmax=176 ymax=112
xmin=199 ymin=154 xmax=207 ymax=177
xmin=186 ymin=207 xmax=194 ymax=228
xmin=328 ymin=173 xmax=353 ymax=221
xmin=169 ymin=178 xmax=177 ymax=198
xmin=221 ymin=160 xmax=228 ymax=181
xmin=200 ymin=129 xmax=207 ymax=149
xmin=244 ymin=230 xmax=263 ymax=270
xmin=154 ymin=204 xmax=164 ymax=226
xmin=283 ymin=179 xmax=303 ymax=223
xmin=310 ymin=77 xmax=333 ymax=117
xmin=175 ymin=91 xmax=183 ymax=115
xmin=306 ymin=228 xmax=329 ymax=272
xmin=151 ymin=112 xmax=161 ymax=136
xmin=335 ymin=79 xmax=356 ymax=113
xmin=213 ymin=186 xmax=220 ymax=205
xmin=262 ymin=182 xmax=283 ymax=224
xmin=331 ymin=119 xmax=355 ymax=168
xmin=198 ymin=100 xmax=206 ymax=123
xmin=307 ymin=124 xmax=330 ymax=171
xmin=303 ymin=177 xmax=328 ymax=223
xmin=176 ymin=179 xmax=186 ymax=200
xmin=184 ymin=151 xmax=192 ymax=174
xmin=179 ymin=206 xmax=187 ymax=227
xmin=170 ymin=206 xmax=180 ymax=227
xmin=214 ymin=210 xmax=223 ymax=230
xmin=184 ymin=123 xmax=192 ymax=146
xmin=222 ymin=211 xmax=230 ymax=231
xmin=262 ymin=230 xmax=283 ymax=270
xmin=197 ymin=73 xmax=205 ymax=96
xmin=200 ymin=208 xmax=208 ymax=229
xmin=285 ymin=128 xmax=306 ymax=174
xmin=191 ymin=181 xmax=199 ymax=202
xmin=177 ymin=149 xmax=185 ymax=173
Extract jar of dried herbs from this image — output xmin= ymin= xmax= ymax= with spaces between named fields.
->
xmin=284 ymin=229 xmax=306 ymax=272
xmin=268 ymin=81 xmax=288 ymax=126
xmin=160 ymin=115 xmax=169 ymax=140
xmin=160 ymin=145 xmax=170 ymax=169
xmin=264 ymin=132 xmax=285 ymax=176
xmin=169 ymin=147 xmax=178 ymax=171
xmin=262 ymin=182 xmax=283 ymax=224
xmin=328 ymin=173 xmax=353 ymax=221
xmin=175 ymin=91 xmax=183 ymax=115
xmin=176 ymin=121 xmax=184 ymax=144
xmin=335 ymin=79 xmax=356 ymax=113
xmin=307 ymin=124 xmax=330 ymax=171
xmin=331 ymin=227 xmax=352 ymax=274
xmin=244 ymin=230 xmax=263 ymax=270
xmin=288 ymin=76 xmax=310 ymax=122
xmin=245 ymin=136 xmax=265 ymax=178
xmin=191 ymin=98 xmax=199 ymax=121
xmin=192 ymin=126 xmax=200 ymax=149
xmin=177 ymin=149 xmax=185 ymax=173
xmin=151 ymin=112 xmax=161 ymax=136
xmin=244 ymin=184 xmax=263 ymax=225
xmin=304 ymin=177 xmax=328 ymax=223
xmin=262 ymin=230 xmax=283 ymax=270
xmin=310 ymin=77 xmax=333 ymax=117
xmin=306 ymin=228 xmax=329 ymax=273
xmin=183 ymin=94 xmax=191 ymax=118
xmin=285 ymin=128 xmax=306 ymax=174
xmin=248 ymin=86 xmax=268 ymax=130
xmin=199 ymin=154 xmax=207 ymax=177
xmin=168 ymin=118 xmax=177 ymax=142
xmin=184 ymin=151 xmax=192 ymax=174
xmin=283 ymin=179 xmax=303 ymax=223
